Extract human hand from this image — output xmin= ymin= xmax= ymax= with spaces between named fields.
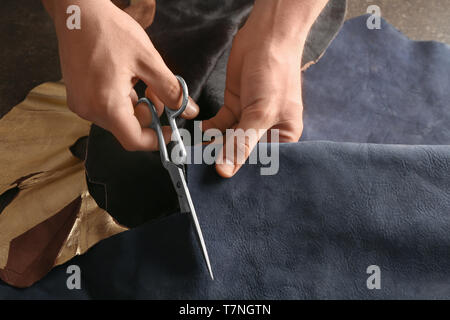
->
xmin=202 ymin=29 xmax=304 ymax=178
xmin=44 ymin=0 xmax=199 ymax=151
xmin=203 ymin=0 xmax=328 ymax=177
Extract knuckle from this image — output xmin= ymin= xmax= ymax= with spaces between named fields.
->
xmin=241 ymin=137 xmax=252 ymax=155
xmin=262 ymin=106 xmax=278 ymax=121
xmin=235 ymin=138 xmax=251 ymax=164
xmin=284 ymin=124 xmax=303 ymax=142
xmin=120 ymin=138 xmax=140 ymax=152
xmin=244 ymin=105 xmax=277 ymax=127
xmin=232 ymin=131 xmax=253 ymax=160
xmin=284 ymin=132 xmax=301 ymax=142
xmin=101 ymin=102 xmax=117 ymax=119
xmin=67 ymin=99 xmax=90 ymax=120
xmin=76 ymin=109 xmax=90 ymax=120
xmin=144 ymin=0 xmax=156 ymax=10
xmin=166 ymin=80 xmax=182 ymax=108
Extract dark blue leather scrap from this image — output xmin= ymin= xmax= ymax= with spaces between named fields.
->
xmin=186 ymin=142 xmax=450 ymax=299
xmin=301 ymin=16 xmax=450 ymax=145
xmin=1 ymin=142 xmax=449 ymax=299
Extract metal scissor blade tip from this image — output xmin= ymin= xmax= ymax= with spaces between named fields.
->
xmin=195 ymin=224 xmax=214 ymax=281
xmin=166 ymin=160 xmax=214 ymax=280
xmin=204 ymin=249 xmax=214 ymax=280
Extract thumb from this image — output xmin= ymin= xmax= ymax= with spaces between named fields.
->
xmin=101 ymin=95 xmax=169 ymax=151
xmin=216 ymin=108 xmax=274 ymax=178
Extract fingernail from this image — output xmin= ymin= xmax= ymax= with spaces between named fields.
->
xmin=184 ymin=98 xmax=199 ymax=117
xmin=219 ymin=158 xmax=235 ymax=177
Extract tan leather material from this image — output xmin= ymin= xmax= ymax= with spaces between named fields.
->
xmin=0 ymin=82 xmax=127 ymax=287
xmin=54 ymin=191 xmax=128 ymax=267
xmin=0 ymin=81 xmax=90 ymax=268
xmin=0 ymin=81 xmax=90 ymax=196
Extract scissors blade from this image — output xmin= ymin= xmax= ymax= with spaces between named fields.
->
xmin=166 ymin=163 xmax=214 ymax=280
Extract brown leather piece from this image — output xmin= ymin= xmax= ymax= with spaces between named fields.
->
xmin=0 ymin=197 xmax=81 ymax=288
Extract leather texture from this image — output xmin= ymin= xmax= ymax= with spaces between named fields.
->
xmin=2 ymin=141 xmax=449 ymax=299
xmin=2 ymin=14 xmax=449 ymax=299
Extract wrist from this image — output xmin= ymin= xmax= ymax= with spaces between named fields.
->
xmin=242 ymin=0 xmax=328 ymax=49
xmin=245 ymin=1 xmax=307 ymax=43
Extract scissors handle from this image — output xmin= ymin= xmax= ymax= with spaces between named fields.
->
xmin=138 ymin=76 xmax=189 ymax=167
xmin=165 ymin=76 xmax=189 ymax=165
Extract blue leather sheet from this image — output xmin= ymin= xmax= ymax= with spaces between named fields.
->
xmin=1 ymin=15 xmax=449 ymax=299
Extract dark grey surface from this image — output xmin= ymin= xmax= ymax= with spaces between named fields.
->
xmin=0 ymin=0 xmax=60 ymax=118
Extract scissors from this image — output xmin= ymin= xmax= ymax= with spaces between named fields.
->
xmin=136 ymin=76 xmax=214 ymax=280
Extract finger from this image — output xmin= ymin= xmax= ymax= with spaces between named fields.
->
xmin=216 ymin=108 xmax=274 ymax=178
xmin=202 ymin=87 xmax=240 ymax=132
xmin=135 ymin=45 xmax=184 ymax=111
xmin=123 ymin=0 xmax=156 ymax=29
xmin=160 ymin=126 xmax=173 ymax=145
xmin=271 ymin=120 xmax=304 ymax=143
xmin=130 ymin=88 xmax=138 ymax=106
xmin=145 ymin=86 xmax=165 ymax=116
xmin=134 ymin=98 xmax=153 ymax=127
xmin=104 ymin=98 xmax=163 ymax=151
xmin=182 ymin=97 xmax=200 ymax=119
xmin=202 ymin=103 xmax=238 ymax=133
xmin=145 ymin=86 xmax=199 ymax=119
